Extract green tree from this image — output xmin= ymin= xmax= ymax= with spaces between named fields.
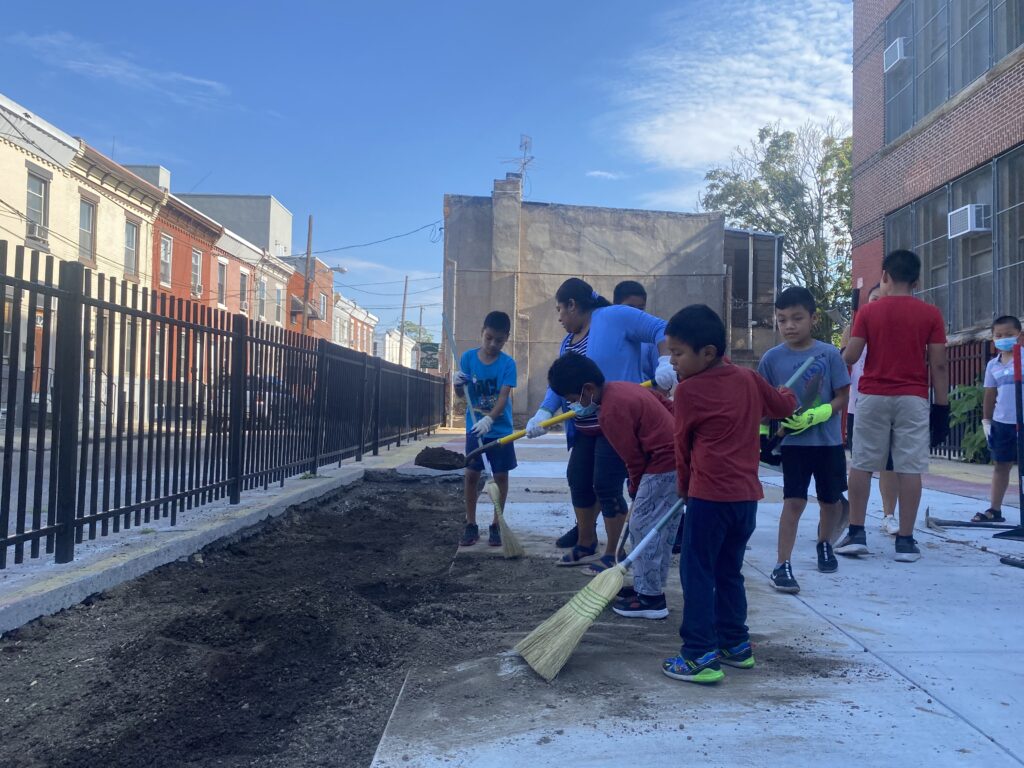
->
xmin=700 ymin=119 xmax=852 ymax=344
xmin=399 ymin=320 xmax=433 ymax=343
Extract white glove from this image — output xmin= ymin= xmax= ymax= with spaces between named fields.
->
xmin=982 ymin=419 xmax=993 ymax=440
xmin=453 ymin=371 xmax=470 ymax=387
xmin=471 ymin=414 xmax=493 ymax=437
xmin=525 ymin=408 xmax=552 ymax=438
xmin=655 ymin=355 xmax=677 ymax=390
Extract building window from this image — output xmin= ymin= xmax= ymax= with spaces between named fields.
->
xmin=275 ymin=286 xmax=283 ymax=324
xmin=319 ymin=293 xmax=328 ymax=322
xmin=79 ymin=199 xmax=96 ymax=262
xmin=885 ymin=0 xmax=1024 ymax=144
xmin=26 ymin=173 xmax=48 ymax=241
xmin=997 ymin=144 xmax=1024 ymax=320
xmin=124 ymin=221 xmax=139 ymax=277
xmin=257 ymin=279 xmax=267 ymax=319
xmin=191 ymin=249 xmax=203 ymax=295
xmin=915 ymin=188 xmax=950 ymax=317
xmin=240 ymin=271 xmax=250 ymax=313
xmin=951 ymin=166 xmax=994 ymax=328
xmin=160 ymin=234 xmax=173 ymax=287
xmin=217 ymin=260 xmax=227 ymax=306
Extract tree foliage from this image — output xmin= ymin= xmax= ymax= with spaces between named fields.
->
xmin=700 ymin=119 xmax=852 ymax=343
xmin=399 ymin=320 xmax=433 ymax=343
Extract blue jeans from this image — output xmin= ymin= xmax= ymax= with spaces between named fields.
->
xmin=678 ymin=498 xmax=757 ymax=658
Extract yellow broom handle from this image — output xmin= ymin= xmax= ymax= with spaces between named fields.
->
xmin=495 ymin=380 xmax=655 ymax=446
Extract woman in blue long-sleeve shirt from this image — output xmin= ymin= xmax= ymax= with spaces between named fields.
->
xmin=526 ymin=278 xmax=676 ymax=570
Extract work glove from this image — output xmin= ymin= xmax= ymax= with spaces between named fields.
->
xmin=453 ymin=370 xmax=470 ymax=388
xmin=471 ymin=414 xmax=493 ymax=438
xmin=930 ymin=403 xmax=950 ymax=448
xmin=982 ymin=419 xmax=993 ymax=440
xmin=654 ymin=356 xmax=677 ymax=390
xmin=781 ymin=403 xmax=833 ymax=435
xmin=525 ymin=408 xmax=552 ymax=438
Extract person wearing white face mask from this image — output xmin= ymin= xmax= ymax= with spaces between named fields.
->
xmin=977 ymin=315 xmax=1024 ymax=522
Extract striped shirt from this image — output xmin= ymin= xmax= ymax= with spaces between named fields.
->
xmin=565 ymin=333 xmax=602 ymax=435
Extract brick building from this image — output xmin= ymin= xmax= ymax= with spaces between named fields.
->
xmin=282 ymin=256 xmax=334 ymax=340
xmin=852 ymin=0 xmax=1024 ymax=382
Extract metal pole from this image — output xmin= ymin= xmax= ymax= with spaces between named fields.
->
xmin=994 ymin=344 xmax=1024 ymax=541
xmin=227 ymin=313 xmax=247 ymax=504
xmin=397 ymin=275 xmax=409 ymax=367
xmin=302 ymin=215 xmax=313 ymax=334
xmin=723 ymin=265 xmax=733 ymax=357
xmin=417 ymin=304 xmax=424 ymax=369
xmin=747 ymin=232 xmax=754 ymax=353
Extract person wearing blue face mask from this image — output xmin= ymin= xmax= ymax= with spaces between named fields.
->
xmin=978 ymin=315 xmax=1024 ymax=522
xmin=525 ymin=277 xmax=674 ymax=569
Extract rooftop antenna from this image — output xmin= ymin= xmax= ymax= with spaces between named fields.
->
xmin=517 ymin=134 xmax=534 ymax=177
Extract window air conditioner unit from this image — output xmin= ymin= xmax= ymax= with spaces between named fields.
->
xmin=192 ymin=284 xmax=203 ymax=296
xmin=240 ymin=301 xmax=249 ymax=312
xmin=26 ymin=222 xmax=49 ymax=242
xmin=883 ymin=37 xmax=908 ymax=73
xmin=947 ymin=204 xmax=991 ymax=239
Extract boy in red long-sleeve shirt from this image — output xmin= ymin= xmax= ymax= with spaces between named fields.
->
xmin=662 ymin=305 xmax=797 ymax=684
xmin=547 ymin=353 xmax=682 ymax=620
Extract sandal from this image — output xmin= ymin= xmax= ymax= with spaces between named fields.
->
xmin=583 ymin=555 xmax=618 ymax=576
xmin=971 ymin=508 xmax=1006 ymax=523
xmin=555 ymin=543 xmax=598 ymax=567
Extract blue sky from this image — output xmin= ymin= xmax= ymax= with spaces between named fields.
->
xmin=1 ymin=0 xmax=851 ymax=336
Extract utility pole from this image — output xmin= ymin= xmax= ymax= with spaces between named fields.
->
xmin=397 ymin=274 xmax=409 ymax=367
xmin=416 ymin=304 xmax=424 ymax=369
xmin=302 ymin=215 xmax=313 ymax=334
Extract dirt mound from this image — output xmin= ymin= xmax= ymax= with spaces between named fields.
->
xmin=413 ymin=445 xmax=465 ymax=470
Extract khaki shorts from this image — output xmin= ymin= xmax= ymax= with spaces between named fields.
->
xmin=852 ymin=394 xmax=930 ymax=474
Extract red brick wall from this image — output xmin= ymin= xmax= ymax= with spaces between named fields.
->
xmin=152 ymin=206 xmax=219 ymax=304
xmin=851 ymin=236 xmax=885 ymax=305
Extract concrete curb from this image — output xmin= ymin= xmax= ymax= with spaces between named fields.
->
xmin=0 ymin=465 xmax=365 ymax=635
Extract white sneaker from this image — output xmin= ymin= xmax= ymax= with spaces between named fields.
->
xmin=881 ymin=515 xmax=900 ymax=536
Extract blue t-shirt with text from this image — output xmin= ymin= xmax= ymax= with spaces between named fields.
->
xmin=460 ymin=348 xmax=517 ymax=439
xmin=757 ymin=340 xmax=850 ymax=447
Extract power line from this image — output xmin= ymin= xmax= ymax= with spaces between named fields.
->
xmin=279 ymin=220 xmax=443 ymax=259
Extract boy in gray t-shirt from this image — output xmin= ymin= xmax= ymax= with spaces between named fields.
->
xmin=757 ymin=287 xmax=850 ymax=595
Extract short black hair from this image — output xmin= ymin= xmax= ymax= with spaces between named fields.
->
xmin=883 ymin=249 xmax=921 ymax=285
xmin=993 ymin=315 xmax=1022 ymax=332
xmin=665 ymin=304 xmax=726 ymax=357
xmin=547 ymin=353 xmax=604 ymax=397
xmin=775 ymin=286 xmax=816 ymax=315
xmin=483 ymin=311 xmax=511 ymax=336
xmin=613 ymin=280 xmax=647 ymax=304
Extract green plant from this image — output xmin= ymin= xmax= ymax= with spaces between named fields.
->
xmin=949 ymin=384 xmax=991 ymax=464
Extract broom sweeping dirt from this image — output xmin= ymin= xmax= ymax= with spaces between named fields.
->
xmin=515 ymin=497 xmax=685 ymax=681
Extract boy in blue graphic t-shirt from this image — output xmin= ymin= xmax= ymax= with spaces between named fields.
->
xmin=454 ymin=311 xmax=518 ymax=547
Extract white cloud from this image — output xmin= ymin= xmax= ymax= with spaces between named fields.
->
xmin=617 ymin=0 xmax=852 ymax=177
xmin=9 ymin=31 xmax=230 ymax=108
xmin=586 ymin=170 xmax=623 ymax=180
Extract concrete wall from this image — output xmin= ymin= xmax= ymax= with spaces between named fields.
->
xmin=177 ymin=195 xmax=293 ymax=259
xmin=444 ymin=174 xmax=726 ymax=419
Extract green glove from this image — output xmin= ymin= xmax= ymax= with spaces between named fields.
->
xmin=759 ymin=423 xmax=770 ymax=437
xmin=782 ymin=403 xmax=833 ymax=435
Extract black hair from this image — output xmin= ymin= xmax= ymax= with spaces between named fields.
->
xmin=613 ymin=280 xmax=647 ymax=305
xmin=547 ymin=353 xmax=604 ymax=397
xmin=483 ymin=310 xmax=511 ymax=336
xmin=665 ymin=304 xmax=726 ymax=357
xmin=555 ymin=278 xmax=611 ymax=312
xmin=775 ymin=286 xmax=816 ymax=315
xmin=869 ymin=282 xmax=881 ymax=293
xmin=882 ymin=249 xmax=921 ymax=285
xmin=993 ymin=315 xmax=1023 ymax=332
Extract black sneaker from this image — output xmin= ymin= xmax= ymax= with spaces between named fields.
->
xmin=617 ymin=585 xmax=637 ymax=600
xmin=894 ymin=535 xmax=921 ymax=562
xmin=612 ymin=593 xmax=669 ymax=620
xmin=770 ymin=561 xmax=800 ymax=593
xmin=718 ymin=641 xmax=755 ymax=669
xmin=488 ymin=524 xmax=501 ymax=547
xmin=459 ymin=523 xmax=479 ymax=547
xmin=835 ymin=528 xmax=868 ymax=556
xmin=555 ymin=524 xmax=578 ymax=549
xmin=817 ymin=540 xmax=838 ymax=573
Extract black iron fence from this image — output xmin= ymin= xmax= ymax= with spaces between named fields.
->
xmin=0 ymin=242 xmax=445 ymax=568
xmin=931 ymin=338 xmax=989 ymax=461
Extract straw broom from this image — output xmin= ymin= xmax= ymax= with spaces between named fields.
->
xmin=516 ymin=498 xmax=685 ymax=681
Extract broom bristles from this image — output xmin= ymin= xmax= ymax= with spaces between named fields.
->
xmin=486 ymin=482 xmax=525 ymax=559
xmin=515 ymin=565 xmax=625 ymax=681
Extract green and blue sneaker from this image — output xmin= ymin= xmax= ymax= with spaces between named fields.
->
xmin=718 ymin=641 xmax=755 ymax=669
xmin=662 ymin=651 xmax=725 ymax=684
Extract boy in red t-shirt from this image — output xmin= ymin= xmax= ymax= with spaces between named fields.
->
xmin=839 ymin=250 xmax=949 ymax=562
xmin=661 ymin=305 xmax=796 ymax=684
xmin=547 ymin=353 xmax=682 ymax=620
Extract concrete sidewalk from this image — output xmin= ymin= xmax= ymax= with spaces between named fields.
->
xmin=372 ymin=433 xmax=1024 ymax=767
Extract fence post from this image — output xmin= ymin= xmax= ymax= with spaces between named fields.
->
xmin=372 ymin=357 xmax=381 ymax=456
xmin=53 ymin=261 xmax=85 ymax=564
xmin=356 ymin=353 xmax=368 ymax=462
xmin=227 ymin=314 xmax=247 ymax=504
xmin=309 ymin=338 xmax=327 ymax=475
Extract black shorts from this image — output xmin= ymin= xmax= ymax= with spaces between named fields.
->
xmin=781 ymin=444 xmax=848 ymax=503
xmin=465 ymin=434 xmax=518 ymax=474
